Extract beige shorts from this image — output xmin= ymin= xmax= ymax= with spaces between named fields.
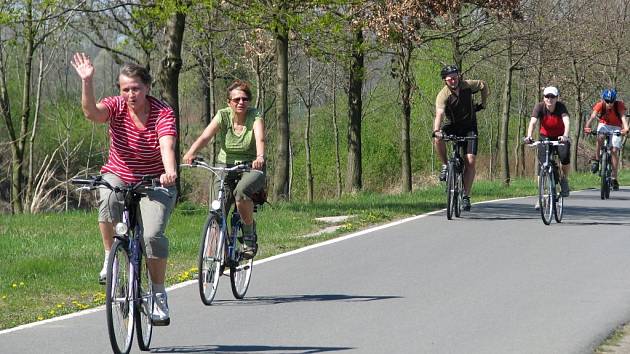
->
xmin=597 ymin=124 xmax=623 ymax=149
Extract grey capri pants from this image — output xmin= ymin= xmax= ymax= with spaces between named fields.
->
xmin=214 ymin=164 xmax=266 ymax=205
xmin=98 ymin=173 xmax=177 ymax=259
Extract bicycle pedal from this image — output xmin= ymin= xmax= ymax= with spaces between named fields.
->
xmin=151 ymin=318 xmax=170 ymax=326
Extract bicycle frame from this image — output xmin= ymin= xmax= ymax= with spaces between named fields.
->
xmin=71 ymin=175 xmax=170 ymax=354
xmin=589 ymin=130 xmax=621 ymax=199
xmin=182 ymin=159 xmax=262 ymax=303
xmin=442 ymin=135 xmax=476 ymax=220
xmin=183 ymin=162 xmax=251 ymax=264
xmin=528 ymin=139 xmax=564 ymax=225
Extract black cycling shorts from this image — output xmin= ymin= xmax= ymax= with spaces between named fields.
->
xmin=536 ymin=135 xmax=570 ymax=174
xmin=441 ymin=123 xmax=478 ymax=155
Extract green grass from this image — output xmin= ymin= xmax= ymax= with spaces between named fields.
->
xmin=0 ymin=170 xmax=620 ymax=330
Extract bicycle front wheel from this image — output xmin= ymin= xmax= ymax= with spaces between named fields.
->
xmin=446 ymin=162 xmax=456 ymax=220
xmin=554 ymin=186 xmax=564 ymax=223
xmin=198 ymin=213 xmax=223 ymax=305
xmin=135 ymin=250 xmax=153 ymax=351
xmin=538 ymin=169 xmax=554 ymax=225
xmin=601 ymin=152 xmax=610 ymax=200
xmin=106 ymin=240 xmax=134 ymax=354
xmin=230 ymin=224 xmax=253 ymax=299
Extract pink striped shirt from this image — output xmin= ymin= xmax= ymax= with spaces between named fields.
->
xmin=100 ymin=95 xmax=177 ymax=183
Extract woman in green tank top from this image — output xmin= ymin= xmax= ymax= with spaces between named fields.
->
xmin=183 ymin=80 xmax=266 ymax=258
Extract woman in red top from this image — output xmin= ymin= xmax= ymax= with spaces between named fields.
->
xmin=525 ymin=86 xmax=571 ymax=203
xmin=71 ymin=52 xmax=177 ymax=325
xmin=583 ymin=89 xmax=629 ymax=190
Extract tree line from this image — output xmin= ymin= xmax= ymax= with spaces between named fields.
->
xmin=1 ymin=0 xmax=628 ymax=214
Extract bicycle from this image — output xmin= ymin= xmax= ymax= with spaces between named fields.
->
xmin=586 ymin=130 xmax=621 ymax=200
xmin=181 ymin=158 xmax=263 ymax=305
xmin=71 ymin=175 xmax=171 ymax=354
xmin=441 ymin=134 xmax=477 ymax=220
xmin=525 ymin=139 xmax=565 ymax=225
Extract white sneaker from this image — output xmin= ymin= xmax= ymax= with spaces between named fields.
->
xmin=534 ymin=201 xmax=540 ymax=210
xmin=99 ymin=257 xmax=108 ymax=284
xmin=151 ymin=293 xmax=170 ymax=326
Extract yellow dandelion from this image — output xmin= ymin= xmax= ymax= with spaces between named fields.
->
xmin=37 ymin=316 xmax=44 ymax=321
xmin=11 ymin=284 xmax=17 ymax=288
xmin=57 ymin=304 xmax=63 ymax=308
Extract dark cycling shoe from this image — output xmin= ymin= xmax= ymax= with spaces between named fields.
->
xmin=242 ymin=234 xmax=258 ymax=260
xmin=439 ymin=164 xmax=447 ymax=181
xmin=612 ymin=178 xmax=620 ymax=191
xmin=462 ymin=196 xmax=471 ymax=211
xmin=560 ymin=178 xmax=570 ymax=197
xmin=591 ymin=160 xmax=599 ymax=174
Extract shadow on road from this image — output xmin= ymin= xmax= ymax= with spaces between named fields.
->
xmin=427 ymin=188 xmax=630 ymax=226
xmin=465 ymin=202 xmax=538 ymax=221
xmin=210 ymin=294 xmax=402 ymax=307
xmin=570 ymin=188 xmax=630 ymax=201
xmin=150 ymin=344 xmax=353 ymax=353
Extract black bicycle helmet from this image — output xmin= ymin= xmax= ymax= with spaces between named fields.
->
xmin=440 ymin=65 xmax=459 ymax=79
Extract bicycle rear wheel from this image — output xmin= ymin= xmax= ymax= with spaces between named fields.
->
xmin=446 ymin=162 xmax=456 ymax=220
xmin=106 ymin=239 xmax=134 ymax=354
xmin=538 ymin=169 xmax=554 ymax=225
xmin=135 ymin=250 xmax=153 ymax=351
xmin=198 ymin=213 xmax=223 ymax=305
xmin=230 ymin=223 xmax=253 ymax=299
xmin=454 ymin=170 xmax=463 ymax=218
xmin=601 ymin=152 xmax=610 ymax=200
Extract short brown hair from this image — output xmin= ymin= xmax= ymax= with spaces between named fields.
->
xmin=227 ymin=80 xmax=252 ymax=100
xmin=119 ymin=63 xmax=152 ymax=86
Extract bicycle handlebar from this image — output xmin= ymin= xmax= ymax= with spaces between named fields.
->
xmin=584 ymin=130 xmax=622 ymax=137
xmin=525 ymin=139 xmax=564 ymax=147
xmin=70 ymin=175 xmax=172 ymax=197
xmin=441 ymin=134 xmax=478 ymax=142
xmin=180 ymin=156 xmax=263 ymax=178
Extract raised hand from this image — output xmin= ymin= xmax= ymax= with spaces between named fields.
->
xmin=70 ymin=52 xmax=95 ymax=81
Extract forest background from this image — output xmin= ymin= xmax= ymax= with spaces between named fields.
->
xmin=1 ymin=0 xmax=629 ymax=214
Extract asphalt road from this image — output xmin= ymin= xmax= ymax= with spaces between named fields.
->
xmin=2 ymin=187 xmax=630 ymax=354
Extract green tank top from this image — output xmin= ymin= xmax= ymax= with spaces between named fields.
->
xmin=213 ymin=107 xmax=262 ymax=164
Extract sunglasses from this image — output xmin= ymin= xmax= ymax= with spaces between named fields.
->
xmin=230 ymin=97 xmax=250 ymax=103
xmin=544 ymin=95 xmax=557 ymax=99
xmin=604 ymin=99 xmax=614 ymax=104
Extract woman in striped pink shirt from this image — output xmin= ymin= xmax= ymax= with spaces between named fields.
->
xmin=71 ymin=52 xmax=176 ymax=326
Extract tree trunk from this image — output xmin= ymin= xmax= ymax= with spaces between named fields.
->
xmin=399 ymin=42 xmax=413 ymax=192
xmin=271 ymin=27 xmax=290 ymax=201
xmin=515 ymin=77 xmax=527 ymax=177
xmin=26 ymin=49 xmax=45 ymax=209
xmin=570 ymin=57 xmax=583 ymax=172
xmin=500 ymin=48 xmax=513 ymax=187
xmin=305 ymin=105 xmax=313 ymax=202
xmin=10 ymin=2 xmax=35 ymax=213
xmin=332 ymin=61 xmax=342 ymax=198
xmin=305 ymin=59 xmax=314 ymax=203
xmin=157 ymin=7 xmax=186 ymax=195
xmin=345 ymin=28 xmax=364 ymax=194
